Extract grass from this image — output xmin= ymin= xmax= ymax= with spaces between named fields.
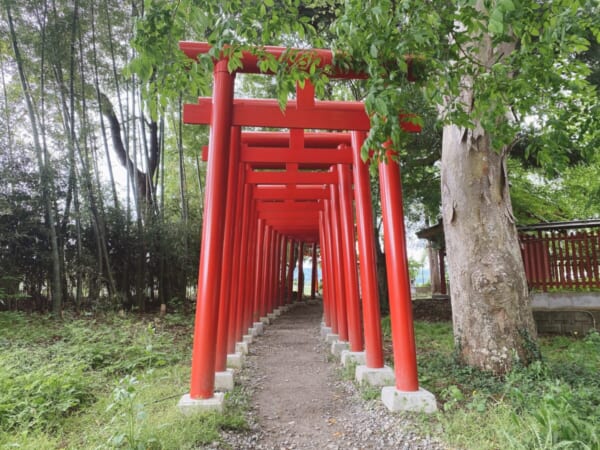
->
xmin=0 ymin=311 xmax=249 ymax=449
xmin=2 ymin=310 xmax=598 ymax=449
xmin=381 ymin=316 xmax=600 ymax=449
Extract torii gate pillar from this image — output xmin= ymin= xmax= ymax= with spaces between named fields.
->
xmin=179 ymin=60 xmax=234 ymax=413
xmin=379 ymin=151 xmax=437 ymax=413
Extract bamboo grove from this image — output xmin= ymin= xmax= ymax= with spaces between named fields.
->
xmin=0 ymin=0 xmax=203 ymax=315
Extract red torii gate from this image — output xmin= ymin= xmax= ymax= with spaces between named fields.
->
xmin=178 ymin=42 xmax=437 ymax=414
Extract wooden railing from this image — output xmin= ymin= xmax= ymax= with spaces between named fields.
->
xmin=519 ymin=229 xmax=600 ymax=291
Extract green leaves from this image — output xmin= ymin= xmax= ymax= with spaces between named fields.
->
xmin=488 ymin=8 xmax=505 ymax=35
xmin=333 ymin=0 xmax=600 ymax=166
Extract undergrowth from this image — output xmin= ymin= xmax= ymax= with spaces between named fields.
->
xmin=381 ymin=317 xmax=600 ymax=449
xmin=3 ymin=310 xmax=598 ymax=449
xmin=0 ymin=311 xmax=248 ymax=449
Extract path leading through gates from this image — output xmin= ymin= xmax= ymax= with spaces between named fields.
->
xmin=220 ymin=302 xmax=444 ymax=449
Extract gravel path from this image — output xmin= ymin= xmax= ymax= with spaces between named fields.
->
xmin=219 ymin=301 xmax=446 ymax=450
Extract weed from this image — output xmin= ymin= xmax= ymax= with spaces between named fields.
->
xmin=358 ymin=383 xmax=380 ymax=401
xmin=0 ymin=358 xmax=95 ymax=432
xmin=340 ymin=360 xmax=358 ymax=381
xmin=106 ymin=375 xmax=159 ymax=449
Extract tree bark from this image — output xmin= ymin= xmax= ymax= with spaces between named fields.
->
xmin=442 ymin=123 xmax=538 ymax=373
xmin=440 ymin=5 xmax=539 ymax=374
xmin=98 ymin=92 xmax=157 ymax=205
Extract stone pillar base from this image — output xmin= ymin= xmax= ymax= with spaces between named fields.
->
xmin=340 ymin=350 xmax=366 ymax=367
xmin=381 ymin=386 xmax=437 ymax=413
xmin=331 ymin=340 xmax=350 ymax=357
xmin=214 ymin=369 xmax=234 ymax=391
xmin=226 ymin=352 xmax=244 ymax=369
xmin=356 ymin=365 xmax=395 ymax=386
xmin=178 ymin=393 xmax=224 ymax=415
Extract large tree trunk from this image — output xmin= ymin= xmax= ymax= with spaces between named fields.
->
xmin=441 ymin=123 xmax=538 ymax=373
xmin=440 ymin=5 xmax=539 ymax=374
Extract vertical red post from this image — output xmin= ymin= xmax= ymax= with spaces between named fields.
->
xmin=319 ymin=210 xmax=334 ymax=327
xmin=379 ymin=150 xmax=419 ymax=392
xmin=320 ymin=211 xmax=338 ymax=334
xmin=297 ymin=242 xmax=305 ymax=301
xmin=311 ymin=243 xmax=318 ymax=299
xmin=215 ymin=127 xmax=241 ymax=371
xmin=272 ymin=233 xmax=282 ymax=309
xmin=273 ymin=232 xmax=282 ymax=309
xmin=326 ymin=194 xmax=349 ymax=341
xmin=337 ymin=163 xmax=364 ymax=352
xmin=229 ymin=162 xmax=246 ymax=345
xmin=235 ymin=182 xmax=252 ymax=339
xmin=189 ymin=61 xmax=235 ymax=399
xmin=351 ymin=132 xmax=384 ymax=368
xmin=254 ymin=218 xmax=266 ymax=321
xmin=245 ymin=209 xmax=259 ymax=327
xmin=260 ymin=225 xmax=271 ymax=317
xmin=263 ymin=226 xmax=274 ymax=315
xmin=287 ymin=240 xmax=296 ymax=302
xmin=280 ymin=237 xmax=289 ymax=303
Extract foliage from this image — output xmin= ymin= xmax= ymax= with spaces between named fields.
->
xmin=333 ymin=0 xmax=599 ymax=157
xmin=0 ymin=311 xmax=250 ymax=448
xmin=129 ymin=0 xmax=331 ymax=117
xmin=393 ymin=319 xmax=600 ymax=449
xmin=106 ymin=375 xmax=159 ymax=449
xmin=0 ymin=358 xmax=94 ymax=432
xmin=1 ymin=0 xmax=207 ymax=314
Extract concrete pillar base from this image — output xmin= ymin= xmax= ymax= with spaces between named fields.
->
xmin=356 ymin=365 xmax=396 ymax=386
xmin=226 ymin=352 xmax=244 ymax=369
xmin=331 ymin=340 xmax=350 ymax=357
xmin=320 ymin=326 xmax=332 ymax=338
xmin=325 ymin=333 xmax=339 ymax=343
xmin=214 ymin=369 xmax=234 ymax=391
xmin=235 ymin=341 xmax=249 ymax=355
xmin=341 ymin=350 xmax=366 ymax=367
xmin=279 ymin=305 xmax=289 ymax=312
xmin=260 ymin=316 xmax=271 ymax=325
xmin=272 ymin=309 xmax=282 ymax=317
xmin=178 ymin=393 xmax=224 ymax=415
xmin=267 ymin=313 xmax=276 ymax=321
xmin=381 ymin=386 xmax=438 ymax=413
xmin=253 ymin=322 xmax=264 ymax=335
xmin=243 ymin=334 xmax=253 ymax=344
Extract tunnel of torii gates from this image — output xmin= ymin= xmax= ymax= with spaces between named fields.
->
xmin=177 ymin=41 xmax=437 ymax=414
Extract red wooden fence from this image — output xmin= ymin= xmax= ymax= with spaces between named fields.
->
xmin=519 ymin=229 xmax=600 ymax=291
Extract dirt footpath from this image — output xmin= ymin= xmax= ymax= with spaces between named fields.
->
xmin=220 ymin=302 xmax=444 ymax=450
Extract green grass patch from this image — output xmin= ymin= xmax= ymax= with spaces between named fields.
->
xmin=382 ymin=317 xmax=600 ymax=449
xmin=0 ymin=311 xmax=248 ymax=449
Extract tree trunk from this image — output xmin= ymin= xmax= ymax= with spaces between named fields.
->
xmin=427 ymin=242 xmax=442 ymax=295
xmin=440 ymin=6 xmax=539 ymax=374
xmin=5 ymin=0 xmax=63 ymax=317
xmin=441 ymin=123 xmax=538 ymax=373
xmin=374 ymin=229 xmax=389 ymax=315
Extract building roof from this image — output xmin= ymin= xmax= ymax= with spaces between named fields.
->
xmin=416 ymin=218 xmax=600 ymax=243
xmin=517 ymin=219 xmax=600 ymax=231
